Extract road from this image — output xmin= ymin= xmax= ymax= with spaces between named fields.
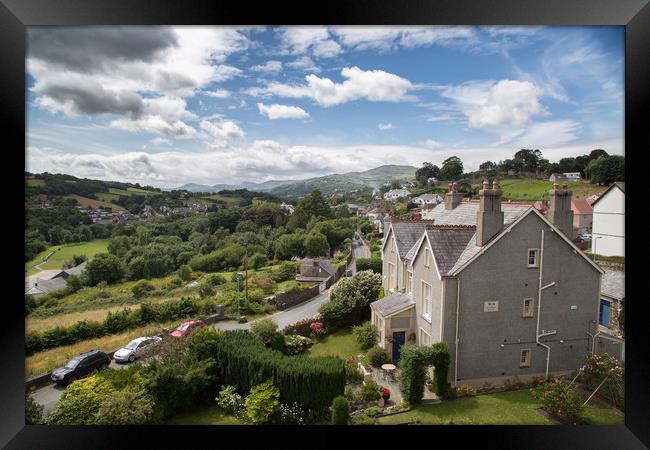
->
xmin=31 ymin=234 xmax=371 ymax=417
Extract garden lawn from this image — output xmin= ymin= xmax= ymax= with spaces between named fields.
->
xmin=376 ymin=389 xmax=623 ymax=425
xmin=25 ymin=321 xmax=177 ymax=378
xmin=26 ymin=239 xmax=110 ymax=275
xmin=307 ymin=328 xmax=361 ymax=359
xmin=166 ymin=404 xmax=243 ymax=425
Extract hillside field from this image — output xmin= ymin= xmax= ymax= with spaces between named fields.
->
xmin=64 ymin=194 xmax=126 ymax=211
xmin=472 ymin=179 xmax=607 ymax=201
xmin=26 ymin=239 xmax=109 ymax=275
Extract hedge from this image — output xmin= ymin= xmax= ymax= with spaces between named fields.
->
xmin=212 ymin=330 xmax=345 ymax=412
xmin=355 ymin=258 xmax=382 ymax=274
xmin=26 ymin=297 xmax=213 ymax=355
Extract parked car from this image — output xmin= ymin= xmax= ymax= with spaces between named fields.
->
xmin=112 ymin=336 xmax=162 ymax=363
xmin=169 ymin=320 xmax=207 ymax=338
xmin=50 ymin=349 xmax=111 ymax=385
xmin=344 ymin=269 xmax=353 ymax=277
xmin=577 ymin=232 xmax=592 ymax=242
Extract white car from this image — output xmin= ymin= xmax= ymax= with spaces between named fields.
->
xmin=112 ymin=336 xmax=162 ymax=363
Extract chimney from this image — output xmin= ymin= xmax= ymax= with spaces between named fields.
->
xmin=476 ymin=180 xmax=504 ymax=246
xmin=444 ymin=182 xmax=465 ymax=210
xmin=547 ymin=182 xmax=574 ymax=237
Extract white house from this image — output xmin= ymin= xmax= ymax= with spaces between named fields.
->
xmin=549 ymin=172 xmax=582 ymax=182
xmin=384 ymin=189 xmax=410 ymax=200
xmin=280 ymin=202 xmax=295 ymax=215
xmin=591 ymin=182 xmax=624 ymax=257
xmin=412 ymin=193 xmax=443 ymax=206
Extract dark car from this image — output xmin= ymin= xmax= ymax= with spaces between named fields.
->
xmin=344 ymin=269 xmax=353 ymax=277
xmin=169 ymin=320 xmax=207 ymax=338
xmin=50 ymin=349 xmax=111 ymax=385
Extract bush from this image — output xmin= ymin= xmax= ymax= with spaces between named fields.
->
xmin=251 ymin=273 xmax=276 ymax=294
xmin=95 ymin=388 xmax=155 ymax=425
xmin=353 ymin=322 xmax=379 ymax=350
xmin=283 ymin=334 xmax=313 ymax=356
xmin=367 ymin=346 xmax=391 ymax=368
xmin=249 ymin=253 xmax=268 ymax=270
xmin=276 ymin=402 xmax=306 ymax=425
xmin=205 ymin=273 xmax=227 ymax=286
xmin=272 ymin=261 xmax=299 ymax=282
xmin=251 ymin=318 xmax=279 ymax=346
xmin=503 ymin=376 xmax=524 ymax=391
xmin=582 ymin=353 xmax=624 ymax=408
xmin=47 ymin=376 xmax=116 ymax=425
xmin=245 ymin=379 xmax=281 ymax=424
xmin=345 ymin=356 xmax=364 ymax=383
xmin=309 ymin=321 xmax=326 ymax=338
xmin=131 ymin=280 xmax=155 ymax=298
xmin=213 ymin=330 xmax=345 ymax=412
xmin=350 ymin=410 xmax=375 ymax=425
xmin=331 ymin=396 xmax=350 ymax=425
xmin=398 ymin=342 xmax=450 ymax=405
xmin=355 ymin=258 xmax=382 ymax=274
xmin=216 ymin=385 xmax=246 ymax=419
xmin=26 ymin=392 xmax=44 ymax=425
xmin=360 ymin=380 xmax=381 ymax=401
xmin=283 ymin=316 xmax=322 ymax=337
xmin=178 ymin=264 xmax=192 ymax=281
xmin=198 ymin=282 xmax=215 ymax=298
xmin=531 ymin=378 xmax=585 ymax=424
xmin=319 ymin=270 xmax=381 ymax=330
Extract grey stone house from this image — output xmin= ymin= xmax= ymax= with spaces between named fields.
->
xmin=295 ymin=258 xmax=336 ymax=286
xmin=371 ymin=181 xmax=604 ymax=386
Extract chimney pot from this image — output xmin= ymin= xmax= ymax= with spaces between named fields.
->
xmin=482 ymin=180 xmax=489 ymax=190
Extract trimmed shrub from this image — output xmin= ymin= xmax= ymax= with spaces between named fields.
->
xmin=352 ymin=322 xmax=379 ymax=350
xmin=360 ymin=380 xmax=381 ymax=401
xmin=367 ymin=346 xmax=391 ymax=368
xmin=245 ymin=379 xmax=281 ymax=424
xmin=398 ymin=342 xmax=450 ymax=405
xmin=251 ymin=318 xmax=279 ymax=346
xmin=355 ymin=258 xmax=382 ymax=274
xmin=212 ymin=330 xmax=345 ymax=412
xmin=331 ymin=396 xmax=350 ymax=425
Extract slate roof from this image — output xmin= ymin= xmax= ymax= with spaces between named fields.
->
xmin=370 ymin=292 xmax=415 ymax=317
xmin=390 ymin=221 xmax=430 ymax=258
xmin=601 ymin=269 xmax=625 ymax=300
xmin=64 ymin=261 xmax=87 ymax=277
xmin=25 ymin=276 xmax=68 ymax=295
xmin=421 ymin=200 xmax=531 ymax=226
xmin=300 ymin=258 xmax=337 ymax=277
xmin=425 ymin=226 xmax=477 ymax=275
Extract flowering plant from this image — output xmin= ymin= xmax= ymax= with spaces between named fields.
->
xmin=309 ymin=321 xmax=325 ymax=337
xmin=531 ymin=378 xmax=584 ymax=424
xmin=381 ymin=386 xmax=391 ymax=400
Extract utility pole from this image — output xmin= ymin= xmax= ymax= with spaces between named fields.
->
xmin=243 ymin=254 xmax=248 ymax=302
xmin=236 ymin=273 xmax=241 ymax=321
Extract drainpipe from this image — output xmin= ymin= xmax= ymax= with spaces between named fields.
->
xmin=536 ymin=229 xmax=557 ymax=378
xmin=454 ymin=276 xmax=461 ymax=388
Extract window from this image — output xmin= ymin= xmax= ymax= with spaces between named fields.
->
xmin=424 ymin=248 xmax=431 ymax=267
xmin=407 ymin=271 xmax=413 ymax=294
xmin=523 ymin=298 xmax=534 ymax=318
xmin=421 ymin=281 xmax=432 ymax=320
xmin=527 ymin=249 xmax=539 ymax=268
xmin=391 ymin=238 xmax=395 ymax=253
xmin=419 ymin=328 xmax=431 ymax=346
xmin=387 ymin=263 xmax=395 ymax=291
xmin=520 ymin=349 xmax=531 ymax=368
xmin=599 ymin=299 xmax=612 ymax=327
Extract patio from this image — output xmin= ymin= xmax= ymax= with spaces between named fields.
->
xmin=365 ymin=365 xmax=441 ymax=405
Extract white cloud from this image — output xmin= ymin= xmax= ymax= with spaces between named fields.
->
xmin=151 ymin=137 xmax=171 ymax=146
xmin=257 ymin=103 xmax=310 ymax=120
xmin=286 ymin=56 xmax=320 ymax=72
xmin=441 ymin=79 xmax=546 ymax=128
xmin=280 ymin=27 xmax=341 ymax=58
xmin=204 ymin=89 xmax=231 ymax=98
xmin=331 ymin=26 xmax=476 ymax=52
xmin=251 ymin=60 xmax=283 ymax=73
xmin=378 ymin=123 xmax=393 ymax=130
xmin=424 ymin=139 xmax=442 ymax=150
xmin=200 ymin=119 xmax=245 ymax=141
xmin=259 ymin=66 xmax=415 ymax=107
xmin=504 ymin=120 xmax=581 ymax=148
xmin=110 ymin=116 xmax=198 ymax=138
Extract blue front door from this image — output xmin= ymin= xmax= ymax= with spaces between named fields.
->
xmin=599 ymin=299 xmax=611 ymax=327
xmin=392 ymin=331 xmax=406 ymax=361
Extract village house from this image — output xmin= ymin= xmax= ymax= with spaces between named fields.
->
xmin=371 ymin=181 xmax=604 ymax=387
xmin=571 ymin=196 xmax=593 ymax=238
xmin=411 ymin=193 xmax=443 ymax=206
xmin=295 ymin=258 xmax=337 ymax=286
xmin=593 ymin=266 xmax=625 ymax=363
xmin=591 ymin=182 xmax=624 ymax=257
xmin=383 ymin=189 xmax=410 ymax=200
xmin=25 ymin=261 xmax=88 ymax=297
xmin=549 ymin=172 xmax=582 ymax=182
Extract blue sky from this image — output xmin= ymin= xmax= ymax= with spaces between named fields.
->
xmin=26 ymin=26 xmax=624 ymax=188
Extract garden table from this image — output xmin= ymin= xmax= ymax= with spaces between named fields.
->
xmin=381 ymin=363 xmax=397 ymax=381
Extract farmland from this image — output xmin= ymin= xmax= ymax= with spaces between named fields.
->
xmin=25 ymin=239 xmax=109 ymax=275
xmin=471 ymin=179 xmax=607 ymax=201
xmin=64 ymin=194 xmax=125 ymax=211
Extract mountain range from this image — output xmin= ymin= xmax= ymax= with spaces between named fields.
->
xmin=172 ymin=165 xmax=418 ymax=198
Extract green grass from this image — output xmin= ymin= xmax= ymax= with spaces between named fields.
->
xmin=26 ymin=178 xmax=46 ymax=187
xmin=307 ymin=328 xmax=362 ymax=359
xmin=95 ymin=192 xmax=121 ymax=202
xmin=166 ymin=404 xmax=244 ymax=425
xmin=26 ymin=239 xmax=110 ymax=275
xmin=64 ymin=194 xmax=126 ymax=211
xmin=376 ymin=389 xmax=623 ymax=425
xmin=471 ymin=179 xmax=607 ymax=201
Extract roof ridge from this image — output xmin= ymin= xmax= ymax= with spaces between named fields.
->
xmin=426 ymin=224 xmax=476 ymax=229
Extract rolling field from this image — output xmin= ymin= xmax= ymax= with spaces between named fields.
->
xmin=201 ymin=194 xmax=245 ymax=206
xmin=64 ymin=194 xmax=126 ymax=211
xmin=472 ymin=179 xmax=607 ymax=201
xmin=26 ymin=239 xmax=109 ymax=275
xmin=26 ymin=178 xmax=46 ymax=187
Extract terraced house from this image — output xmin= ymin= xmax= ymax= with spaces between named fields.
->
xmin=371 ymin=181 xmax=605 ymax=387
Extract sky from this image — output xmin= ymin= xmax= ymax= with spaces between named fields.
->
xmin=25 ymin=26 xmax=624 ymax=188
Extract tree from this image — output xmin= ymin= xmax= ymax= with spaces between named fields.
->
xmin=94 ymin=388 xmax=155 ymax=425
xmin=585 ymin=155 xmax=624 ymax=185
xmin=319 ymin=270 xmax=382 ymax=330
xmin=558 ymin=157 xmax=578 ymax=173
xmin=84 ymin=253 xmax=126 ymax=286
xmin=514 ymin=149 xmax=542 ymax=173
xmin=178 ymin=264 xmax=192 ymax=281
xmin=274 ymin=232 xmax=306 ymax=260
xmin=439 ymin=156 xmax=464 ymax=181
xmin=415 ymin=162 xmax=440 ymax=186
xmin=589 ymin=149 xmax=609 ymax=160
xmin=331 ymin=396 xmax=350 ymax=425
xmin=304 ymin=231 xmax=330 ymax=257
xmin=26 ymin=392 xmax=44 ymax=424
xmin=250 ymin=318 xmax=279 ymax=346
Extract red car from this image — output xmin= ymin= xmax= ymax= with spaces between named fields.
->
xmin=169 ymin=320 xmax=207 ymax=338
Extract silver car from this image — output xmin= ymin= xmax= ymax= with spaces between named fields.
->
xmin=112 ymin=336 xmax=162 ymax=363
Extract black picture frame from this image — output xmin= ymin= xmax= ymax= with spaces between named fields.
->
xmin=1 ymin=0 xmax=648 ymax=448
